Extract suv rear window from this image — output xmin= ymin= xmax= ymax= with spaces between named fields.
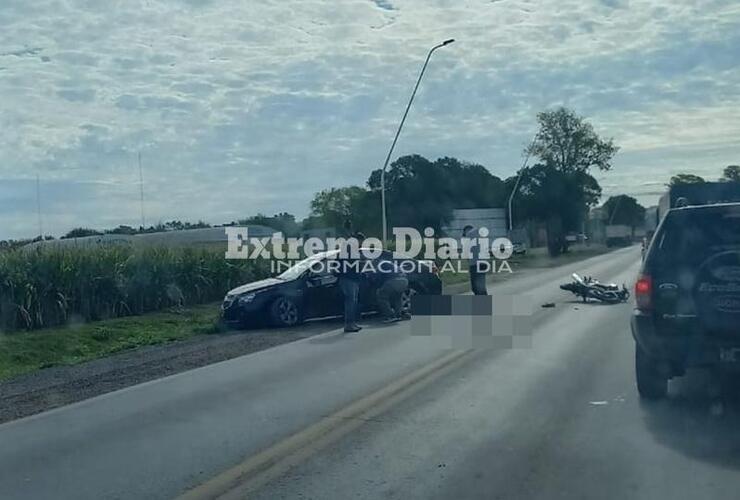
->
xmin=650 ymin=205 xmax=740 ymax=267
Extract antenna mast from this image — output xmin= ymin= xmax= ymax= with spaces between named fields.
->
xmin=138 ymin=151 xmax=146 ymax=229
xmin=36 ymin=174 xmax=43 ymax=238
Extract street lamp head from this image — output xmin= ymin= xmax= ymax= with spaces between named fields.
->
xmin=442 ymin=38 xmax=455 ymax=46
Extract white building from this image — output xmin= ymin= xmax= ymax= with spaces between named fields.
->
xmin=443 ymin=208 xmax=508 ymax=239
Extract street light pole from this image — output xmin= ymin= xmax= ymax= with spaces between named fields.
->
xmin=380 ymin=39 xmax=455 ymax=244
xmin=507 ymin=136 xmax=538 ymax=232
xmin=608 ymin=194 xmax=623 ymax=224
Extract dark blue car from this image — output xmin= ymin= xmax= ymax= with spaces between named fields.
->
xmin=221 ymin=249 xmax=442 ymax=328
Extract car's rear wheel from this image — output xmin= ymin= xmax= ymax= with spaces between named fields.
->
xmin=270 ymin=296 xmax=302 ymax=327
xmin=635 ymin=344 xmax=668 ymax=400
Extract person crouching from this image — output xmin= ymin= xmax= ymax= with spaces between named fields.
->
xmin=373 ymin=259 xmax=410 ymax=323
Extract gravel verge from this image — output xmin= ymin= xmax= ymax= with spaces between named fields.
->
xmin=0 ymin=320 xmax=342 ymax=424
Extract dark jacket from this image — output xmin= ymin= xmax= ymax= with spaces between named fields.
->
xmin=336 ymin=241 xmax=362 ymax=281
xmin=338 ymin=258 xmax=362 ymax=281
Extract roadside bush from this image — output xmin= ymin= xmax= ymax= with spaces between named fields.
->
xmin=0 ymin=246 xmax=268 ymax=332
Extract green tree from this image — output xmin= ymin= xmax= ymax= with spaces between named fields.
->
xmin=309 ymin=186 xmax=368 ymax=232
xmin=367 ymin=155 xmax=506 ymax=232
xmin=300 ymin=215 xmax=327 ymax=231
xmin=526 ymin=107 xmax=619 ymax=173
xmin=164 ymin=220 xmax=185 ymax=231
xmin=62 ymin=227 xmax=102 ymax=239
xmin=603 ymin=195 xmax=646 ymax=229
xmin=524 ymin=107 xmax=618 ymax=255
xmin=270 ymin=212 xmax=299 ymax=236
xmin=183 ymin=220 xmax=211 ymax=230
xmin=163 ymin=220 xmax=211 ymax=231
xmin=721 ymin=165 xmax=740 ymax=182
xmin=511 ymin=165 xmax=602 ymax=255
xmin=106 ymin=225 xmax=137 ymax=235
xmin=669 ymin=173 xmax=705 ymax=186
xmin=240 ymin=212 xmax=299 ymax=236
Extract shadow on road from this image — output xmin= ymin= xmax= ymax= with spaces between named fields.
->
xmin=305 ymin=315 xmax=403 ymax=343
xmin=307 ymin=329 xmax=357 ymax=345
xmin=640 ymin=370 xmax=740 ymax=470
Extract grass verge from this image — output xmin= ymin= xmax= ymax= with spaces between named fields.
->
xmin=0 ymin=304 xmax=220 ymax=382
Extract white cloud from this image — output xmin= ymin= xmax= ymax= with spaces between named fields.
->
xmin=0 ymin=0 xmax=739 ymax=238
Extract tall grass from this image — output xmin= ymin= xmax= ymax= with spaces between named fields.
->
xmin=0 ymin=246 xmax=268 ymax=333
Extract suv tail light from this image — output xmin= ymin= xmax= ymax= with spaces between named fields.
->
xmin=635 ymin=274 xmax=653 ymax=310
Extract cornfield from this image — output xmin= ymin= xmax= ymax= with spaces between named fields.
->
xmin=0 ymin=246 xmax=269 ymax=333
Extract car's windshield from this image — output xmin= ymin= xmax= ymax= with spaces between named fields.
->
xmin=277 ymin=253 xmax=332 ymax=281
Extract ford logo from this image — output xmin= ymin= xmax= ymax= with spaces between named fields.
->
xmin=713 ymin=295 xmax=740 ymax=313
xmin=710 ymin=265 xmax=740 ymax=282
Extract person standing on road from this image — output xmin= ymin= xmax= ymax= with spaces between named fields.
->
xmin=337 ymin=231 xmax=364 ymax=333
xmin=463 ymin=225 xmax=488 ymax=295
xmin=373 ymin=259 xmax=410 ymax=323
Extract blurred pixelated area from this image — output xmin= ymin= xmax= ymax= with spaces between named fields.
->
xmin=410 ymin=294 xmax=534 ymax=349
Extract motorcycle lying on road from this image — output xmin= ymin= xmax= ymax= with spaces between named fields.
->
xmin=559 ymin=273 xmax=630 ymax=304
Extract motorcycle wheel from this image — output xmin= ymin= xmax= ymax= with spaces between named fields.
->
xmin=594 ymin=290 xmax=620 ymax=304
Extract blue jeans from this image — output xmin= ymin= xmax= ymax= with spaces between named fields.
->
xmin=339 ymin=278 xmax=360 ymax=328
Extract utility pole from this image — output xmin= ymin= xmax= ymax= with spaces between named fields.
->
xmin=608 ymin=195 xmax=623 ymax=224
xmin=36 ymin=174 xmax=43 ymax=238
xmin=138 ymin=151 xmax=146 ymax=229
xmin=380 ymin=39 xmax=455 ymax=244
xmin=507 ymin=136 xmax=538 ymax=232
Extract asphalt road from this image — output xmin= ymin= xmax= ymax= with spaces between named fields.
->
xmin=5 ymin=246 xmax=739 ymax=499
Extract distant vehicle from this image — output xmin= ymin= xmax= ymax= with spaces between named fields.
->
xmin=564 ymin=233 xmax=588 ymax=243
xmin=512 ymin=241 xmax=527 ymax=255
xmin=508 ymin=228 xmax=528 ymax=255
xmin=657 ymin=181 xmax=740 ymax=222
xmin=605 ymin=225 xmax=632 ymax=247
xmin=631 ymin=203 xmax=740 ymax=399
xmin=221 ymin=249 xmax=442 ymax=328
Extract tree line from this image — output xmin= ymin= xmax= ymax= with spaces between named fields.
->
xmin=669 ymin=165 xmax=740 ymax=185
xmin=1 ymin=108 xmax=620 ymax=257
xmin=308 ymin=107 xmax=620 ymax=256
xmin=7 ymin=107 xmax=735 ymax=256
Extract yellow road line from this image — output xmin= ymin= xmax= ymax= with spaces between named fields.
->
xmin=178 ymin=349 xmax=473 ymax=500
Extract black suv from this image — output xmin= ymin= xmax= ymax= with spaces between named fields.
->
xmin=631 ymin=203 xmax=740 ymax=399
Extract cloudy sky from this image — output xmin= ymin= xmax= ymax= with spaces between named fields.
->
xmin=1 ymin=0 xmax=739 ymax=239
